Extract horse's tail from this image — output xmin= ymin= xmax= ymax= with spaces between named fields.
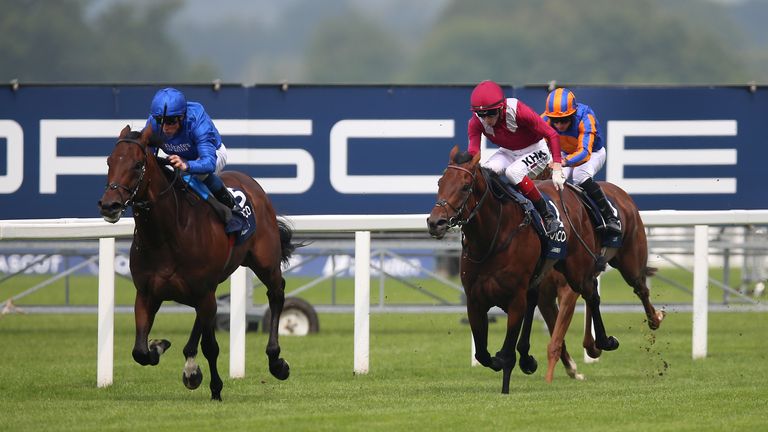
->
xmin=645 ymin=266 xmax=658 ymax=277
xmin=277 ymin=217 xmax=307 ymax=265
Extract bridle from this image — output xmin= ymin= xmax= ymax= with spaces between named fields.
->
xmin=105 ymin=138 xmax=147 ymax=211
xmin=433 ymin=165 xmax=491 ymax=228
xmin=433 ymin=164 xmax=531 ymax=263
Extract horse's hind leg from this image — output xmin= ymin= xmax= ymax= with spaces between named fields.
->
xmin=197 ymin=292 xmax=223 ymax=401
xmin=181 ymin=317 xmax=204 ymax=391
xmin=515 ymin=287 xmax=539 ymax=375
xmin=132 ymin=291 xmax=169 ymax=366
xmin=254 ymin=265 xmax=290 ymax=380
xmin=615 ymin=261 xmax=665 ymax=330
xmin=612 ymin=230 xmax=665 ymax=330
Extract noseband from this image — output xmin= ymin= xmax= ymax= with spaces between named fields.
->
xmin=433 ymin=165 xmax=490 ymax=227
xmin=105 ymin=138 xmax=147 ymax=211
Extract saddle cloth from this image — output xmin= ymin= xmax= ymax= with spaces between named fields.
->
xmin=181 ymin=174 xmax=256 ymax=245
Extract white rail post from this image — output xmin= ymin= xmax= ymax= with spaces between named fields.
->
xmin=97 ymin=237 xmax=115 ymax=388
xmin=354 ymin=231 xmax=371 ymax=374
xmin=692 ymin=225 xmax=709 ymax=359
xmin=229 ymin=266 xmax=247 ymax=378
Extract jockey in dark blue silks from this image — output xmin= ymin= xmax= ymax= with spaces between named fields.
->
xmin=146 ymin=87 xmax=237 ymax=209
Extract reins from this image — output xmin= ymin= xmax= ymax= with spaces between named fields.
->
xmin=557 ymin=187 xmax=601 ymax=266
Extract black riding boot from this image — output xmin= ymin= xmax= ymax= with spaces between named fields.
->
xmin=213 ymin=187 xmax=237 ymax=210
xmin=581 ymin=178 xmax=621 ymax=234
xmin=532 ymin=197 xmax=560 ymax=235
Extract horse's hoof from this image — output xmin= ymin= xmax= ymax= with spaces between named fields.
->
xmin=519 ymin=355 xmax=538 ymax=375
xmin=599 ymin=336 xmax=620 ymax=351
xmin=149 ymin=339 xmax=171 ymax=355
xmin=490 ymin=354 xmax=515 ymax=372
xmin=211 ymin=393 xmax=222 ymax=402
xmin=183 ymin=365 xmax=203 ymax=390
xmin=269 ymin=358 xmax=290 ymax=380
xmin=649 ymin=310 xmax=666 ymax=330
xmin=474 ymin=352 xmax=492 ymax=368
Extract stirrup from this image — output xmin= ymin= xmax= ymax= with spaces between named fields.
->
xmin=604 ymin=217 xmax=622 ymax=234
xmin=543 ymin=216 xmax=560 ymax=235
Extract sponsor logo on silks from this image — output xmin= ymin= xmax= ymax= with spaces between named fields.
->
xmin=542 ymin=198 xmax=567 ymax=260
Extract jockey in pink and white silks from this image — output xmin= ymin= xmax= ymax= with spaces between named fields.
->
xmin=467 ymin=80 xmax=565 ymax=235
xmin=543 ymin=87 xmax=621 ymax=234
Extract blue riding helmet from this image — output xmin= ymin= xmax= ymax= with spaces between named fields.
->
xmin=150 ymin=88 xmax=187 ymax=117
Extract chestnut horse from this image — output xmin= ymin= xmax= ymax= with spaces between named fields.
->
xmin=98 ymin=126 xmax=297 ymax=401
xmin=536 ymin=181 xmax=665 ymax=382
xmin=427 ymin=145 xmax=619 ymax=394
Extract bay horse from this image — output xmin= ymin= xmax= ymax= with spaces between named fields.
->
xmin=536 ymin=181 xmax=664 ymax=382
xmin=98 ymin=125 xmax=297 ymax=401
xmin=427 ymin=145 xmax=619 ymax=394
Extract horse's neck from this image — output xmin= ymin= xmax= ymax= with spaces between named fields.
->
xmin=133 ymin=162 xmax=186 ymax=242
xmin=463 ymin=175 xmax=525 ymax=243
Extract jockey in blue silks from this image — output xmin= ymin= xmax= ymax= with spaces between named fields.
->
xmin=543 ymin=88 xmax=621 ymax=234
xmin=146 ymin=87 xmax=236 ymax=209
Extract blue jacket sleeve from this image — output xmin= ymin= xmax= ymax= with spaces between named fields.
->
xmin=185 ymin=116 xmax=219 ymax=174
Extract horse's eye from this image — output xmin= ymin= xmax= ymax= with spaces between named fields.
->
xmin=135 ymin=161 xmax=144 ymax=170
xmin=462 ymin=184 xmax=471 ymax=192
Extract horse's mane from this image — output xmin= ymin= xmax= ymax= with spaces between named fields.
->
xmin=124 ymin=129 xmax=164 ymax=148
xmin=124 ymin=129 xmax=179 ymax=185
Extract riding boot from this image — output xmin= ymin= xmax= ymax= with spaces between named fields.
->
xmin=532 ymin=197 xmax=560 ymax=235
xmin=581 ymin=178 xmax=621 ymax=234
xmin=213 ymin=186 xmax=237 ymax=210
xmin=203 ymin=173 xmax=238 ymax=210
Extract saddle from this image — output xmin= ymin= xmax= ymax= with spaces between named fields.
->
xmin=483 ymin=169 xmax=567 ymax=260
xmin=156 ymin=159 xmax=256 ymax=245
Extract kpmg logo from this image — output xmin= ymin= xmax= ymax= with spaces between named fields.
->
xmin=0 ymin=118 xmax=739 ymax=197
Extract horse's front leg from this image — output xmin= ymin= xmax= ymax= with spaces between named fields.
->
xmin=466 ymin=298 xmax=493 ymax=369
xmin=583 ymin=300 xmax=602 ymax=359
xmin=197 ymin=292 xmax=223 ymax=401
xmin=132 ymin=291 xmax=168 ymax=366
xmin=181 ymin=316 xmax=204 ymax=391
xmin=495 ymin=293 xmax=526 ymax=394
xmin=263 ymin=272 xmax=290 ymax=380
xmin=582 ymin=277 xmax=619 ymax=351
xmin=515 ymin=286 xmax=539 ymax=375
xmin=545 ymin=285 xmax=583 ymax=382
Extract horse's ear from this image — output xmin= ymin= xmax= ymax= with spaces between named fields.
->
xmin=449 ymin=145 xmax=459 ymax=163
xmin=471 ymin=149 xmax=481 ymax=166
xmin=140 ymin=125 xmax=153 ymax=144
xmin=119 ymin=125 xmax=131 ymax=138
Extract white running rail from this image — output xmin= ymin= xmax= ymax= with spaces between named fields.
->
xmin=2 ymin=210 xmax=768 ymax=386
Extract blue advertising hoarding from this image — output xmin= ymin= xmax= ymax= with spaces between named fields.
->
xmin=0 ymin=84 xmax=763 ymax=218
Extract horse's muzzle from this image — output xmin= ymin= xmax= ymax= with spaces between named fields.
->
xmin=98 ymin=198 xmax=123 ymax=223
xmin=427 ymin=215 xmax=448 ymax=239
